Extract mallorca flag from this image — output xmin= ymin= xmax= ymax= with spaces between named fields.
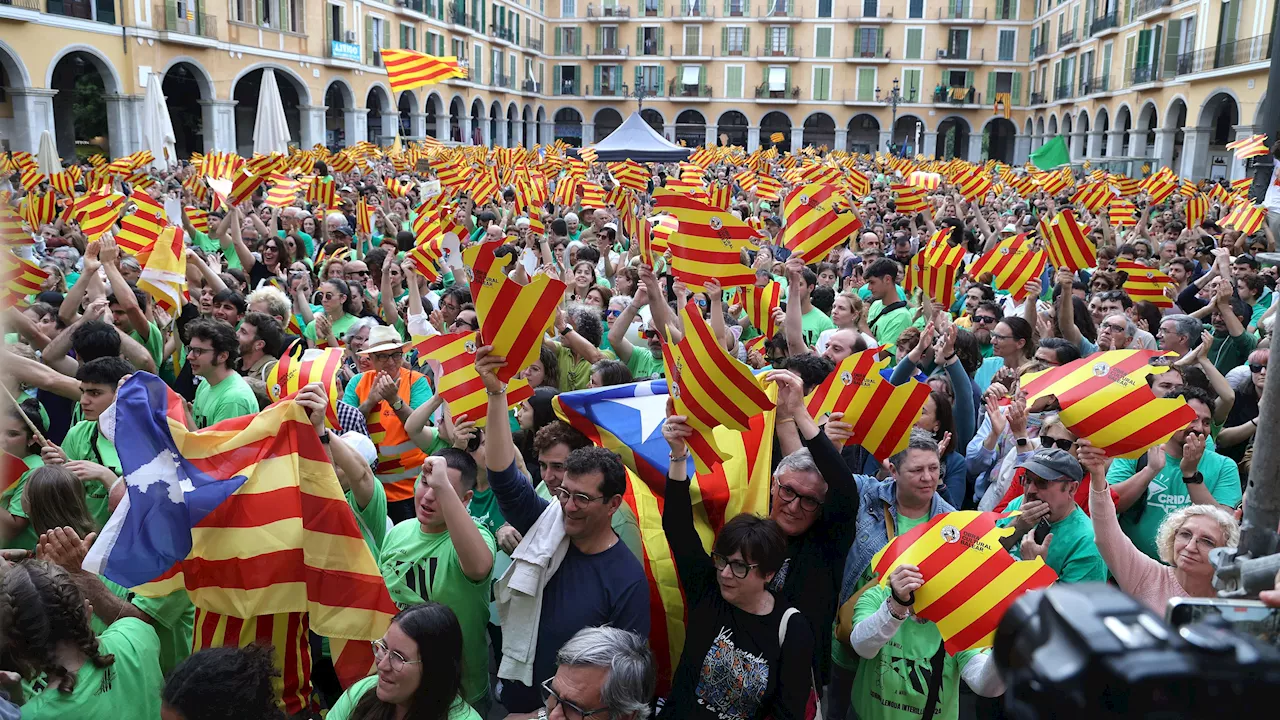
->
xmin=805 ymin=346 xmax=931 ymax=460
xmin=967 ymin=234 xmax=1047 ymax=302
xmin=654 ymin=190 xmax=762 ymax=291
xmin=1226 ymin=133 xmax=1268 ymax=160
xmin=781 ymin=184 xmax=863 ymax=263
xmin=2 ymin=249 xmax=50 ymax=296
xmin=1184 ymin=194 xmax=1209 ymax=229
xmin=265 ymin=347 xmax=344 ymax=430
xmin=137 ymin=225 xmax=187 ymax=317
xmin=1222 ymin=202 xmax=1266 ymax=235
xmin=869 ymin=510 xmax=1058 ymax=654
xmin=745 ymin=281 xmax=783 ymax=339
xmin=1108 ymin=199 xmax=1138 ymax=228
xmin=413 ymin=331 xmax=532 ymax=427
xmin=660 ymin=301 xmax=775 ymax=474
xmin=73 ymin=189 xmax=126 ymax=242
xmin=891 ymin=183 xmax=928 ymax=215
xmin=1022 ymin=349 xmax=1196 ymax=458
xmin=116 ymin=190 xmax=167 ymax=256
xmin=1115 ymin=261 xmax=1174 ymax=308
xmin=82 ymin=374 xmax=398 ymax=696
xmin=1044 ymin=209 xmax=1095 ymax=272
xmin=473 ymin=245 xmax=565 ymax=382
xmin=553 ymin=379 xmax=775 ymax=691
xmin=379 ymin=49 xmax=466 ymax=93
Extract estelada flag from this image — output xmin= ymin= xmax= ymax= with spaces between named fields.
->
xmin=870 ymin=510 xmax=1058 ymax=654
xmin=116 ymin=190 xmax=166 ymax=256
xmin=1022 ymin=349 xmax=1195 ymax=457
xmin=782 ymin=184 xmax=863 ymax=264
xmin=266 ymin=347 xmax=344 ymax=430
xmin=1044 ymin=209 xmax=1095 ymax=272
xmin=654 ymin=189 xmax=761 ymax=291
xmin=1115 ymin=260 xmax=1174 ymax=308
xmin=1226 ymin=133 xmax=1268 ymax=160
xmin=1184 ymin=194 xmax=1209 ymax=229
xmin=660 ymin=301 xmax=775 ymax=474
xmin=891 ymin=183 xmax=928 ymax=215
xmin=805 ymin=346 xmax=931 ymax=460
xmin=413 ymin=331 xmax=532 ymax=427
xmin=379 ymin=49 xmax=466 ymax=93
xmin=472 ymin=244 xmax=566 ymax=382
xmin=745 ymin=281 xmax=783 ymax=339
xmin=967 ymin=234 xmax=1046 ymax=302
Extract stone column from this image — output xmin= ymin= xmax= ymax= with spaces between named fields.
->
xmin=790 ymin=126 xmax=804 ymax=151
xmin=541 ymin=121 xmax=555 ymax=145
xmin=1087 ymin=130 xmax=1105 ymax=158
xmin=877 ymin=129 xmax=891 ymax=152
xmin=835 ymin=128 xmax=848 ymax=152
xmin=1014 ymin=135 xmax=1032 ymax=165
xmin=1179 ymin=126 xmax=1209 ymax=180
xmin=198 ymin=99 xmax=237 ymax=153
xmin=458 ymin=113 xmax=473 ymax=145
xmin=382 ymin=113 xmax=401 ymax=144
xmin=1069 ymin=131 xmax=1086 ymax=160
xmin=479 ymin=117 xmax=491 ymax=146
xmin=747 ymin=125 xmax=760 ymax=152
xmin=298 ymin=105 xmax=327 ymax=149
xmin=1105 ymin=129 xmax=1126 ymax=158
xmin=407 ymin=111 xmax=427 ymax=140
xmin=581 ymin=124 xmax=594 ymax=145
xmin=495 ymin=115 xmax=509 ymax=146
xmin=5 ymin=88 xmax=57 ymax=155
xmin=705 ymin=125 xmax=717 ymax=146
xmin=1230 ymin=124 xmax=1258 ymax=180
xmin=1152 ymin=128 xmax=1177 ymax=172
xmin=103 ymin=94 xmax=137 ymax=159
xmin=342 ymin=108 xmax=361 ymax=148
xmin=923 ymin=131 xmax=938 ymax=157
xmin=1129 ymin=128 xmax=1148 ymax=159
xmin=966 ymin=137 xmax=982 ymax=164
xmin=662 ymin=123 xmax=676 ymax=142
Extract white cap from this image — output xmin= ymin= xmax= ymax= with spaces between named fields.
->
xmin=339 ymin=432 xmax=378 ymax=467
xmin=515 ymin=217 xmax=531 ymax=229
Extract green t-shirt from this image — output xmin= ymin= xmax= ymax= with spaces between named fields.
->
xmin=866 ymin=300 xmax=915 ymax=356
xmin=801 ymin=306 xmax=836 ymax=347
xmin=1208 ymin=330 xmax=1258 ymax=375
xmin=556 ymin=343 xmax=616 ymax=392
xmin=61 ymin=420 xmax=116 ymax=528
xmin=378 ymin=517 xmax=496 ymax=706
xmin=1106 ymin=449 xmax=1242 ymax=560
xmin=1003 ymin=497 xmax=1107 ymax=584
xmin=624 ymin=345 xmax=665 ymax=380
xmin=303 ymin=312 xmax=359 ymax=344
xmin=2 ymin=454 xmax=42 ymax=551
xmin=131 ymin=321 xmax=164 ymax=372
xmin=328 ymin=676 xmax=481 ymax=720
xmin=192 ymin=372 xmax=259 ymax=428
xmin=346 ymin=481 xmax=389 ymax=556
xmin=852 ymin=584 xmax=985 ymax=720
xmin=467 ymin=486 xmax=506 ymax=537
xmin=94 ymin=580 xmax=195 ymax=674
xmin=20 ymin=618 xmax=164 ymax=720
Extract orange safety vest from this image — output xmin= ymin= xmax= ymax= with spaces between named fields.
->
xmin=354 ymin=368 xmax=427 ymax=502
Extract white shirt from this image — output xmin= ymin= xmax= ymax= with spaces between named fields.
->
xmin=1265 ymin=164 xmax=1280 ymax=212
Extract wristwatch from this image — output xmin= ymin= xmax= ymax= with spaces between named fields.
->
xmin=390 ymin=398 xmax=405 ymax=411
xmin=319 ymin=429 xmax=331 ymax=444
xmin=1015 ymin=437 xmax=1029 ymax=448
xmin=1182 ymin=471 xmax=1205 ymax=485
xmin=562 ymin=323 xmax=576 ymax=335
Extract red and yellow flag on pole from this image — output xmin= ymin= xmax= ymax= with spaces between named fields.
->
xmin=379 ymin=49 xmax=466 ymax=93
xmin=654 ymin=189 xmax=762 ymax=291
xmin=1022 ymin=349 xmax=1196 ymax=458
xmin=413 ymin=331 xmax=533 ymax=427
xmin=781 ymin=184 xmax=863 ymax=263
xmin=1226 ymin=133 xmax=1268 ymax=160
xmin=473 ymin=245 xmax=566 ymax=382
xmin=967 ymin=233 xmax=1047 ymax=302
xmin=136 ymin=225 xmax=187 ymax=317
xmin=805 ymin=346 xmax=931 ymax=459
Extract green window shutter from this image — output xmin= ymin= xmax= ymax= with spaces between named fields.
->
xmin=1124 ymin=35 xmax=1135 ymax=75
xmin=987 ymin=71 xmax=995 ymax=100
xmin=594 ymin=64 xmax=601 ymax=92
xmin=699 ymin=65 xmax=706 ymax=86
xmin=278 ymin=0 xmax=288 ymax=30
xmin=744 ymin=27 xmax=750 ymax=49
xmin=815 ymin=27 xmax=830 ymax=57
xmin=658 ymin=27 xmax=665 ymax=51
xmin=1163 ymin=20 xmax=1181 ymax=74
xmin=1012 ymin=72 xmax=1021 ymax=103
xmin=636 ymin=27 xmax=643 ymax=51
xmin=906 ymin=28 xmax=922 ymax=59
xmin=635 ymin=65 xmax=643 ymax=88
xmin=658 ymin=66 xmax=666 ymax=90
xmin=555 ymin=28 xmax=562 ymax=53
xmin=1136 ymin=29 xmax=1150 ymax=66
xmin=596 ymin=26 xmax=602 ymax=49
xmin=1152 ymin=24 xmax=1162 ymax=71
xmin=786 ymin=27 xmax=793 ymax=52
xmin=1222 ymin=0 xmax=1240 ymax=45
xmin=784 ymin=66 xmax=791 ymax=90
xmin=856 ymin=68 xmax=873 ymax=100
xmin=875 ymin=28 xmax=883 ymax=51
xmin=744 ymin=0 xmax=750 ymax=14
xmin=964 ymin=70 xmax=973 ymax=89
xmin=383 ymin=21 xmax=391 ymax=53
xmin=727 ymin=65 xmax=742 ymax=96
xmin=721 ymin=27 xmax=728 ymax=51
xmin=365 ymin=16 xmax=374 ymax=63
xmin=724 ymin=0 xmax=730 ymax=13
xmin=853 ymin=30 xmax=861 ymax=53
xmin=659 ymin=0 xmax=665 ymax=12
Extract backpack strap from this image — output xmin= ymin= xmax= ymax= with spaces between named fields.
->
xmin=778 ymin=607 xmax=800 ymax=647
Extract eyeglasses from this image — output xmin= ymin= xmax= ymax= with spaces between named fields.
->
xmin=453 ymin=319 xmax=479 ymax=331
xmin=347 ymin=270 xmax=370 ymax=277
xmin=1041 ymin=437 xmax=1076 ymax=451
xmin=775 ymin=481 xmax=822 ymax=511
xmin=990 ymin=332 xmax=1012 ymax=341
xmin=371 ymin=351 xmax=403 ymax=362
xmin=972 ymin=315 xmax=998 ymax=325
xmin=263 ymin=245 xmax=279 ymax=252
xmin=186 ymin=346 xmax=213 ymax=357
xmin=710 ymin=551 xmax=759 ymax=579
xmin=372 ymin=638 xmax=422 ymax=672
xmin=551 ymin=486 xmax=610 ymax=507
xmin=540 ymin=678 xmax=610 ymax=720
xmin=1101 ymin=322 xmax=1127 ymax=333
xmin=322 ymin=292 xmax=341 ymax=300
xmin=1250 ymin=363 xmax=1267 ymax=374
xmin=642 ymin=329 xmax=660 ymax=339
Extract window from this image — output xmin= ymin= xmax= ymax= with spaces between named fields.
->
xmin=902 ymin=68 xmax=922 ymax=101
xmin=770 ymin=26 xmax=788 ymax=52
xmin=818 ymin=0 xmax=833 ymax=17
xmin=602 ymin=25 xmax=618 ymax=49
xmin=644 ymin=0 xmax=660 ymax=14
xmin=768 ymin=66 xmax=787 ymax=92
xmin=909 ymin=0 xmax=924 ymax=18
xmin=401 ymin=23 xmax=415 ymax=49
xmin=561 ymin=0 xmax=575 ymax=16
xmin=682 ymin=65 xmax=702 ymax=92
xmin=856 ymin=68 xmax=875 ymax=101
xmin=812 ymin=67 xmax=832 ymax=100
xmin=638 ymin=65 xmax=661 ymax=91
xmin=998 ymin=28 xmax=1016 ymax=61
xmin=328 ymin=3 xmax=342 ymax=41
xmin=905 ymin=27 xmax=923 ymax=59
xmin=814 ymin=26 xmax=832 ymax=57
xmin=947 ymin=29 xmax=969 ymax=59
xmin=599 ymin=64 xmax=621 ymax=93
xmin=728 ymin=0 xmax=745 ymax=16
xmin=725 ymin=26 xmax=747 ymax=54
xmin=370 ymin=16 xmax=387 ymax=65
xmin=726 ymin=65 xmax=744 ymax=97
xmin=856 ymin=27 xmax=882 ymax=55
xmin=474 ymin=41 xmax=483 ymax=78
xmin=641 ymin=26 xmax=662 ymax=55
xmin=947 ymin=69 xmax=968 ymax=87
xmin=234 ymin=0 xmax=248 ymax=22
xmin=863 ymin=0 xmax=878 ymax=17
xmin=685 ymin=25 xmax=701 ymax=54
xmin=493 ymin=48 xmax=502 ymax=83
xmin=452 ymin=38 xmax=466 ymax=59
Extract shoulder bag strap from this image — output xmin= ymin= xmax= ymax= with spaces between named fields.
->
xmin=918 ymin=641 xmax=948 ymax=719
xmin=869 ymin=300 xmax=908 ymax=330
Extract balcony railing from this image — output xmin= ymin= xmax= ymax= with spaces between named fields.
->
xmin=671 ymin=0 xmax=713 ymax=18
xmin=939 ymin=5 xmax=987 ymax=20
xmin=449 ymin=5 xmax=469 ymax=26
xmin=555 ymin=80 xmax=581 ymax=95
xmin=159 ymin=1 xmax=216 ymax=38
xmin=932 ymin=86 xmax=981 ymax=104
xmin=1058 ymin=30 xmax=1076 ymax=47
xmin=587 ymin=44 xmax=630 ymax=55
xmin=1079 ymin=74 xmax=1109 ymax=94
xmin=490 ymin=25 xmax=515 ymax=42
xmin=522 ymin=79 xmax=542 ymax=92
xmin=524 ymin=38 xmax=543 ymax=52
xmin=848 ymin=6 xmax=894 ymax=19
xmin=846 ymin=43 xmax=889 ymax=58
xmin=1135 ymin=0 xmax=1171 ymax=16
xmin=672 ymin=44 xmax=710 ymax=56
xmin=586 ymin=3 xmax=631 ymax=17
xmin=938 ymin=47 xmax=983 ymax=60
xmin=1090 ymin=11 xmax=1118 ymax=34
xmin=633 ymin=82 xmax=665 ymax=96
xmin=755 ymin=84 xmax=801 ymax=99
xmin=493 ymin=73 xmax=514 ymax=89
xmin=590 ymin=83 xmax=627 ymax=97
xmin=669 ymin=80 xmax=712 ymax=97
xmin=1173 ymin=32 xmax=1272 ymax=76
xmin=558 ymin=37 xmax=583 ymax=54
xmin=640 ymin=1 xmax=662 ymax=16
xmin=719 ymin=44 xmax=749 ymax=56
xmin=638 ymin=39 xmax=664 ymax=55
xmin=1030 ymin=41 xmax=1047 ymax=58
xmin=1054 ymin=83 xmax=1074 ymax=100
xmin=1128 ymin=64 xmax=1158 ymax=85
xmin=1029 ymin=91 xmax=1046 ymax=104
xmin=0 ymin=0 xmax=42 ymax=11
xmin=757 ymin=45 xmax=799 ymax=57
xmin=763 ymin=0 xmax=795 ymax=18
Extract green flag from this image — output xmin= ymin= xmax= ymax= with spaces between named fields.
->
xmin=1029 ymin=136 xmax=1071 ymax=171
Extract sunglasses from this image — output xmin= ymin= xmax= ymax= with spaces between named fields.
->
xmin=1250 ymin=363 xmax=1267 ymax=374
xmin=1041 ymin=437 xmax=1076 ymax=451
xmin=972 ymin=316 xmax=998 ymax=325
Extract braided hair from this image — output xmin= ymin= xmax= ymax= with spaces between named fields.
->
xmin=0 ymin=560 xmax=115 ymax=693
xmin=162 ymin=644 xmax=286 ymax=720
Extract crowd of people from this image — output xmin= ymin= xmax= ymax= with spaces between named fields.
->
xmin=1 ymin=136 xmax=1279 ymax=720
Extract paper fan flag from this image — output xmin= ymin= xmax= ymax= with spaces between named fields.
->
xmin=1022 ymin=349 xmax=1196 ymax=458
xmin=782 ymin=184 xmax=863 ymax=263
xmin=905 ymin=227 xmax=965 ymax=308
xmin=265 ymin=347 xmax=344 ymax=430
xmin=804 ymin=346 xmax=931 ymax=460
xmin=1225 ymin=133 xmax=1268 ymax=160
xmin=654 ymin=189 xmax=761 ymax=291
xmin=744 ymin=281 xmax=783 ymax=339
xmin=414 ymin=331 xmax=532 ymax=428
xmin=870 ymin=510 xmax=1058 ymax=654
xmin=967 ymin=233 xmax=1047 ymax=302
xmin=1043 ymin=209 xmax=1095 ymax=272
xmin=473 ymin=244 xmax=566 ymax=382
xmin=1115 ymin=261 xmax=1175 ymax=309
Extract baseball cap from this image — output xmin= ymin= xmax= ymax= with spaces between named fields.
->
xmin=1017 ymin=448 xmax=1083 ymax=483
xmin=1002 ymin=224 xmax=1019 ymax=234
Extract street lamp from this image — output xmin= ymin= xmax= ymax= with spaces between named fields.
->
xmin=621 ymin=83 xmax=657 ymax=111
xmin=875 ymin=78 xmax=914 ymax=155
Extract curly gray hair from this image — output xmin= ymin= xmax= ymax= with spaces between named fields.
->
xmin=555 ymin=627 xmax=656 ymax=719
xmin=1155 ymin=504 xmax=1240 ymax=566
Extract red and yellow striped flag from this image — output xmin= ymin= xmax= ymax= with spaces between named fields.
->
xmin=355 ymin=197 xmax=375 ymax=236
xmin=2 ymin=249 xmax=50 ymax=297
xmin=706 ymin=182 xmax=731 ymax=211
xmin=954 ymin=168 xmax=992 ymax=202
xmin=185 ymin=206 xmax=210 ymax=234
xmin=413 ymin=331 xmax=533 ymax=427
xmin=1037 ymin=169 xmax=1072 ymax=196
xmin=384 ymin=177 xmax=411 ymax=198
xmin=654 ymin=189 xmax=761 ymax=291
xmin=1178 ymin=179 xmax=1198 ymax=198
xmin=1144 ymin=173 xmax=1177 ymax=205
xmin=72 ymin=188 xmax=125 ymax=242
xmin=1116 ymin=260 xmax=1174 ymax=308
xmin=754 ymin=175 xmax=783 ymax=201
xmin=47 ymin=171 xmax=76 ymax=197
xmin=265 ymin=175 xmax=301 ymax=209
xmin=1108 ymin=199 xmax=1138 ymax=228
xmin=769 ymin=131 xmax=786 ymax=144
xmin=265 ymin=347 xmax=344 ymax=430
xmin=891 ymin=183 xmax=928 ymax=215
xmin=870 ymin=510 xmax=1058 ymax=653
xmin=1231 ymin=177 xmax=1252 ymax=194
xmin=473 ymin=246 xmax=566 ymax=382
xmin=1022 ymin=349 xmax=1196 ymax=457
xmin=0 ymin=206 xmax=30 ymax=246
xmin=1222 ymin=202 xmax=1266 ymax=235
xmin=116 ymin=190 xmax=166 ymax=256
xmin=845 ymin=168 xmax=871 ymax=198
xmin=661 ymin=301 xmax=775 ymax=473
xmin=467 ymin=170 xmax=499 ymax=205
xmin=1071 ymin=182 xmax=1116 ymax=213
xmin=745 ymin=281 xmax=783 ymax=339
xmin=1044 ymin=209 xmax=1095 ymax=272
xmin=136 ymin=225 xmax=187 ymax=317
xmin=967 ymin=234 xmax=1046 ymax=302
xmin=782 ymin=184 xmax=863 ymax=263
xmin=1226 ymin=133 xmax=1268 ymax=160
xmin=22 ymin=192 xmax=57 ymax=230
xmin=579 ymin=181 xmax=607 ymax=209
xmin=305 ymin=177 xmax=336 ymax=209
xmin=379 ymin=49 xmax=466 ymax=93
xmin=1110 ymin=175 xmax=1140 ymax=197
xmin=805 ymin=346 xmax=931 ymax=459
xmin=1184 ymin=194 xmax=1209 ymax=229
xmin=907 ymin=227 xmax=966 ymax=307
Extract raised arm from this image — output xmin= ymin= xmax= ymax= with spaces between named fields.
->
xmin=608 ymin=284 xmax=647 ymax=363
xmin=424 ymin=455 xmax=494 ymax=582
xmin=59 ymin=241 xmax=102 ymax=326
xmin=660 ymin=409 xmax=717 ymax=598
xmin=475 ymin=344 xmax=550 ymax=533
xmin=783 ymin=256 xmax=808 ymax=353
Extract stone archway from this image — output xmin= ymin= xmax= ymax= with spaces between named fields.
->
xmin=640 ymin=108 xmax=665 ymax=136
xmin=162 ymin=61 xmax=213 ymax=157
xmin=936 ymin=116 xmax=971 ymax=160
xmin=324 ymin=79 xmax=356 ymax=149
xmin=424 ymin=92 xmax=445 ymax=139
xmin=674 ymin=109 xmax=707 ymax=147
xmin=1195 ymin=91 xmax=1241 ymax=181
xmin=231 ymin=66 xmax=308 ymax=156
xmin=848 ymin=114 xmax=880 ymax=153
xmin=801 ymin=112 xmax=836 ymax=150
xmin=0 ymin=40 xmax=38 ymax=154
xmin=367 ymin=85 xmax=393 ymax=144
xmin=760 ymin=111 xmax=792 ymax=152
xmin=893 ymin=114 xmax=923 ymax=155
xmin=716 ymin=110 xmax=748 ymax=147
xmin=48 ymin=47 xmax=124 ymax=161
xmin=984 ymin=117 xmax=1017 ymax=164
xmin=554 ymin=107 xmax=583 ymax=146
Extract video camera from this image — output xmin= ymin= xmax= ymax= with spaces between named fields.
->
xmin=992 ymin=583 xmax=1280 ymax=719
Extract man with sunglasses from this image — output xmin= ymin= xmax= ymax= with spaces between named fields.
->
xmin=969 ymin=301 xmax=1002 ymax=359
xmin=1000 ymin=448 xmax=1107 ymax=583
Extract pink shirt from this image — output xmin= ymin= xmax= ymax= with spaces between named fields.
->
xmin=1089 ymin=486 xmax=1189 ymax=614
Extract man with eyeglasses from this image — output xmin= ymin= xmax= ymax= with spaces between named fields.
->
xmin=999 ymin=448 xmax=1107 ymax=583
xmin=475 ymin=346 xmax=649 ymax=717
xmin=538 ymin=627 xmax=655 ymax=720
xmin=1096 ymin=313 xmax=1138 ymax=351
xmin=186 ymin=318 xmax=259 ymax=429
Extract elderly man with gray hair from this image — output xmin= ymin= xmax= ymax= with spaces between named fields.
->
xmin=1097 ymin=312 xmax=1139 ymax=351
xmin=534 ymin=626 xmax=656 ymax=720
xmin=1157 ymin=314 xmax=1203 ymax=359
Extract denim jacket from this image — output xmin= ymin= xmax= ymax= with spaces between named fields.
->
xmin=838 ymin=477 xmax=956 ymax=606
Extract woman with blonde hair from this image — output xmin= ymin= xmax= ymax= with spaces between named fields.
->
xmin=1078 ymin=440 xmax=1239 ymax=612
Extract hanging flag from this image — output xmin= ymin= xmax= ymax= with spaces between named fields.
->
xmin=1184 ymin=194 xmax=1209 ymax=229
xmin=472 ymin=245 xmax=566 ymax=382
xmin=116 ymin=190 xmax=167 ymax=256
xmin=1225 ymin=133 xmax=1268 ymax=160
xmin=745 ymin=281 xmax=783 ymax=339
xmin=660 ymin=301 xmax=775 ymax=474
xmin=1222 ymin=202 xmax=1266 ymax=235
xmin=266 ymin=347 xmax=344 ymax=430
xmin=136 ymin=225 xmax=187 ymax=317
xmin=1044 ymin=209 xmax=1095 ymax=272
xmin=413 ymin=331 xmax=533 ymax=427
xmin=82 ymin=373 xmax=397 ymax=689
xmin=1115 ymin=260 xmax=1174 ymax=309
xmin=379 ymin=49 xmax=466 ymax=93
xmin=654 ymin=190 xmax=762 ymax=291
xmin=967 ymin=234 xmax=1047 ymax=302
xmin=870 ymin=510 xmax=1058 ymax=654
xmin=1022 ymin=349 xmax=1196 ymax=458
xmin=805 ymin=346 xmax=931 ymax=460
xmin=781 ymin=184 xmax=863 ymax=263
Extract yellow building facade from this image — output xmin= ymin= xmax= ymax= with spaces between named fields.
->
xmin=0 ymin=0 xmax=1272 ymax=180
